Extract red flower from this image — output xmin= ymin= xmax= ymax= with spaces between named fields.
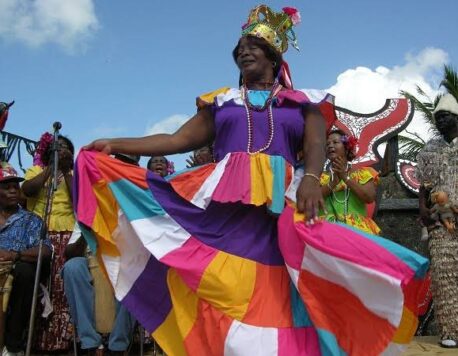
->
xmin=282 ymin=7 xmax=298 ymax=16
xmin=348 ymin=136 xmax=358 ymax=149
xmin=282 ymin=7 xmax=301 ymax=25
xmin=33 ymin=132 xmax=54 ymax=167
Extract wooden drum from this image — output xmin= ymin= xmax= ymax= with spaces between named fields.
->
xmin=0 ymin=261 xmax=13 ymax=348
xmin=87 ymin=256 xmax=116 ymax=334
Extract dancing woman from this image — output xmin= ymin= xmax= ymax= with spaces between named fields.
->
xmin=76 ymin=5 xmax=428 ymax=355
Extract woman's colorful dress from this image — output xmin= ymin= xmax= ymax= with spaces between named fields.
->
xmin=319 ymin=167 xmax=381 ymax=235
xmin=75 ymin=87 xmax=429 ymax=355
xmin=25 ymin=166 xmax=75 ymax=351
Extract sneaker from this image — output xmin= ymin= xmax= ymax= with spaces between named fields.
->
xmin=2 ymin=347 xmax=24 ymax=356
xmin=439 ymin=339 xmax=458 ymax=348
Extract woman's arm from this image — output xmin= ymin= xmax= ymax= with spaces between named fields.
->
xmin=63 ymin=172 xmax=73 ymax=203
xmin=296 ymin=105 xmax=327 ymax=221
xmin=321 ymin=175 xmax=339 ymax=198
xmin=0 ymin=245 xmax=52 ymax=263
xmin=332 ymin=158 xmax=377 ymax=203
xmin=345 ymin=178 xmax=376 ymax=203
xmin=85 ymin=107 xmax=215 ymax=156
xmin=419 ymin=186 xmax=434 ymax=225
xmin=22 ymin=166 xmax=51 ymax=197
xmin=19 ymin=245 xmax=52 ymax=263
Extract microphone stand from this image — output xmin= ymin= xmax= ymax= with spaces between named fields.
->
xmin=25 ymin=122 xmax=61 ymax=356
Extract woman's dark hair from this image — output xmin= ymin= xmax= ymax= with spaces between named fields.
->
xmin=194 ymin=144 xmax=214 ymax=156
xmin=328 ymin=129 xmax=357 ymax=161
xmin=232 ymin=35 xmax=283 ymax=86
xmin=42 ymin=135 xmax=74 ymax=166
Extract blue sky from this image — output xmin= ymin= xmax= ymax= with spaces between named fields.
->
xmin=1 ymin=0 xmax=457 ymax=170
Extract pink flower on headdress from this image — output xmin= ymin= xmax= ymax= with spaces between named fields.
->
xmin=167 ymin=161 xmax=175 ymax=175
xmin=282 ymin=7 xmax=301 ymax=25
xmin=33 ymin=132 xmax=53 ymax=167
xmin=341 ymin=134 xmax=359 ymax=155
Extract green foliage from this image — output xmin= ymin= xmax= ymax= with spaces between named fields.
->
xmin=399 ymin=65 xmax=458 ymax=160
xmin=441 ymin=64 xmax=458 ymax=101
xmin=398 ymin=132 xmax=426 ymax=161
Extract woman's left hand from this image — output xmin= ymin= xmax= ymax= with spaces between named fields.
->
xmin=296 ymin=176 xmax=325 ymax=224
xmin=185 ymin=154 xmax=198 ymax=168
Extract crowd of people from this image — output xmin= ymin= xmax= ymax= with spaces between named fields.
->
xmin=0 ymin=4 xmax=456 ymax=356
xmin=0 ymin=141 xmax=214 ymax=355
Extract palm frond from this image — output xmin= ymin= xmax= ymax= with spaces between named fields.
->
xmin=400 ymin=90 xmax=434 ymax=122
xmin=400 ymin=89 xmax=441 ymax=137
xmin=398 ymin=134 xmax=425 ymax=161
xmin=441 ymin=65 xmax=458 ymax=100
xmin=415 ymin=85 xmax=431 ymax=101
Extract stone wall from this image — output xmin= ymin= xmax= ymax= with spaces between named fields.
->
xmin=374 ymin=173 xmax=428 ymax=257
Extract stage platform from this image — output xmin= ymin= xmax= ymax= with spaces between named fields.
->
xmin=406 ymin=336 xmax=458 ymax=355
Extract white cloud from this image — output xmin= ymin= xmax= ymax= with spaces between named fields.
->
xmin=0 ymin=0 xmax=99 ymax=52
xmin=145 ymin=114 xmax=190 ymax=136
xmin=327 ymin=48 xmax=449 ymax=142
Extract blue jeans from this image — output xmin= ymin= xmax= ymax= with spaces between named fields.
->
xmin=62 ymin=257 xmax=134 ymax=351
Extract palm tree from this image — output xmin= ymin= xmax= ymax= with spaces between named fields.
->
xmin=441 ymin=64 xmax=458 ymax=100
xmin=398 ymin=65 xmax=458 ymax=161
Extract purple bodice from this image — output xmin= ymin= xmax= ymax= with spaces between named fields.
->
xmin=212 ymin=101 xmax=305 ymax=165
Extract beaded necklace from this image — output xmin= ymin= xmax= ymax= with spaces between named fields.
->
xmin=241 ymin=82 xmax=282 ymax=155
xmin=328 ymin=163 xmax=351 ymax=218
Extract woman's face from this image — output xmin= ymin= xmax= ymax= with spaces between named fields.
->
xmin=148 ymin=156 xmax=168 ymax=177
xmin=326 ymin=133 xmax=347 ymax=161
xmin=194 ymin=147 xmax=213 ymax=165
xmin=58 ymin=138 xmax=72 ymax=154
xmin=236 ymin=37 xmax=273 ymax=81
xmin=57 ymin=137 xmax=74 ymax=164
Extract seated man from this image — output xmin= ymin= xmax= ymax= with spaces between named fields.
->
xmin=0 ymin=162 xmax=51 ymax=355
xmin=62 ymin=223 xmax=135 ymax=356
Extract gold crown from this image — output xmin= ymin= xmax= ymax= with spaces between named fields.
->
xmin=241 ymin=5 xmax=300 ymax=53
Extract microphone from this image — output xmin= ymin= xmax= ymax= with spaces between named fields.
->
xmin=53 ymin=121 xmax=62 ymax=131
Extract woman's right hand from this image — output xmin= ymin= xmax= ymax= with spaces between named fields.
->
xmin=296 ymin=176 xmax=326 ymax=224
xmin=331 ymin=157 xmax=348 ymax=180
xmin=83 ymin=139 xmax=113 ymax=154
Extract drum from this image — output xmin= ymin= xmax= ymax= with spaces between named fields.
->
xmin=0 ymin=261 xmax=13 ymax=348
xmin=87 ymin=256 xmax=116 ymax=334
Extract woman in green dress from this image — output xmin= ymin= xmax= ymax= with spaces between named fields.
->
xmin=320 ymin=129 xmax=381 ymax=235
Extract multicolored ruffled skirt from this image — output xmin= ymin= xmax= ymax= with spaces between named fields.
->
xmin=74 ymin=151 xmax=428 ymax=355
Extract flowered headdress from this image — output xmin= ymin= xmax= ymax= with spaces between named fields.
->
xmin=341 ymin=134 xmax=359 ymax=160
xmin=167 ymin=160 xmax=175 ymax=175
xmin=33 ymin=132 xmax=53 ymax=167
xmin=241 ymin=5 xmax=300 ymax=53
xmin=241 ymin=5 xmax=301 ymax=89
